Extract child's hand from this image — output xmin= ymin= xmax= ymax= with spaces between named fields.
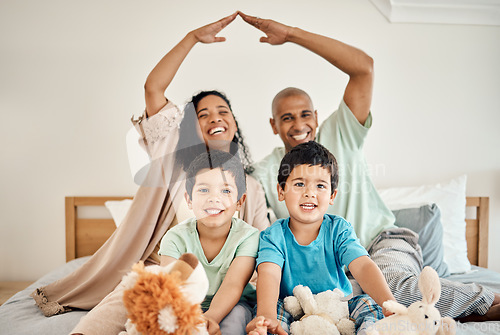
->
xmin=247 ymin=316 xmax=267 ymax=335
xmin=382 ymin=304 xmax=394 ymax=317
xmin=246 ymin=315 xmax=287 ymax=335
xmin=204 ymin=315 xmax=221 ymax=335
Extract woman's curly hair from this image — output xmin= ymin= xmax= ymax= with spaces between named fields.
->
xmin=175 ymin=90 xmax=254 ymax=175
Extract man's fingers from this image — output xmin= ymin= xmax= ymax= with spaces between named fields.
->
xmin=238 ymin=11 xmax=251 ymax=21
xmin=238 ymin=11 xmax=261 ymax=28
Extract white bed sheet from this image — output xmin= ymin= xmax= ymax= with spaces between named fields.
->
xmin=0 ymin=257 xmax=89 ymax=335
xmin=0 ymin=259 xmax=499 ymax=334
xmin=447 ymin=266 xmax=500 ymax=334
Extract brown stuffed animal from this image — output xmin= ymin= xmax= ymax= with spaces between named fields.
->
xmin=122 ymin=253 xmax=210 ymax=335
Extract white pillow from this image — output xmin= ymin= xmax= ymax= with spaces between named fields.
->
xmin=378 ymin=175 xmax=470 ymax=274
xmin=105 ymin=199 xmax=133 ymax=227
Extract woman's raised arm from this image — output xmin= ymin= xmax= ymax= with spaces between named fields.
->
xmin=144 ymin=12 xmax=237 ymax=117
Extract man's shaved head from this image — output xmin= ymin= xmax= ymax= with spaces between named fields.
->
xmin=269 ymin=87 xmax=318 ymax=152
xmin=271 ymin=87 xmax=314 ymax=117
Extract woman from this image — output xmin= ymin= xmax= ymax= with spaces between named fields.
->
xmin=32 ymin=12 xmax=269 ymax=334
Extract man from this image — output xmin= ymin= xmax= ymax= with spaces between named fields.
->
xmin=240 ymin=11 xmax=499 ymax=322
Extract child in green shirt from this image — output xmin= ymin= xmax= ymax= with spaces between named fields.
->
xmin=159 ymin=150 xmax=260 ymax=335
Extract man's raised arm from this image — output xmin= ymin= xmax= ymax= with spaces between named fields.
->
xmin=239 ymin=11 xmax=373 ymax=124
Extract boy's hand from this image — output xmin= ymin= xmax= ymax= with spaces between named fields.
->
xmin=238 ymin=11 xmax=292 ymax=45
xmin=382 ymin=304 xmax=394 ymax=317
xmin=247 ymin=315 xmax=287 ymax=335
xmin=204 ymin=315 xmax=221 ymax=335
xmin=247 ymin=316 xmax=267 ymax=335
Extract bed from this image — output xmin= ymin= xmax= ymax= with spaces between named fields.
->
xmin=0 ymin=196 xmax=498 ymax=334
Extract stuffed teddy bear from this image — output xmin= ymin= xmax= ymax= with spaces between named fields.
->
xmin=366 ymin=266 xmax=456 ymax=335
xmin=121 ymin=253 xmax=210 ymax=335
xmin=284 ymin=285 xmax=355 ymax=335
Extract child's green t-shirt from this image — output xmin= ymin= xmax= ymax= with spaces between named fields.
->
xmin=159 ymin=217 xmax=259 ymax=309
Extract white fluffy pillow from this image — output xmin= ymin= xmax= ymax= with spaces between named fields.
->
xmin=378 ymin=175 xmax=470 ymax=274
xmin=105 ymin=199 xmax=133 ymax=227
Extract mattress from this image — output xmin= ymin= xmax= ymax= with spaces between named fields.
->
xmin=0 ymin=259 xmax=498 ymax=334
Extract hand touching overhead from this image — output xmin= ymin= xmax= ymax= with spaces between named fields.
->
xmin=144 ymin=12 xmax=238 ymax=116
xmin=238 ymin=11 xmax=292 ymax=45
xmin=192 ymin=12 xmax=238 ymax=44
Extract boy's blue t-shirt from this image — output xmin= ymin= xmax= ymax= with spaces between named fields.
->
xmin=257 ymin=214 xmax=368 ymax=299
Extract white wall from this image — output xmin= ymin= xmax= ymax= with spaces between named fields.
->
xmin=1 ymin=0 xmax=499 ymax=281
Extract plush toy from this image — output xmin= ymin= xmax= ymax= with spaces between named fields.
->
xmin=284 ymin=285 xmax=355 ymax=335
xmin=366 ymin=266 xmax=456 ymax=335
xmin=121 ymin=253 xmax=209 ymax=335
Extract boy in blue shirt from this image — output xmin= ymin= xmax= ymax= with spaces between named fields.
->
xmin=247 ymin=141 xmax=395 ymax=335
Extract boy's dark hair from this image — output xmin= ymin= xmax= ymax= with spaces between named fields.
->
xmin=186 ymin=150 xmax=247 ymax=200
xmin=278 ymin=141 xmax=339 ymax=194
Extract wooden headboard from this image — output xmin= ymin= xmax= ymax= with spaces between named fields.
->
xmin=465 ymin=197 xmax=489 ymax=268
xmin=65 ymin=196 xmax=132 ymax=261
xmin=65 ymin=196 xmax=490 ymax=268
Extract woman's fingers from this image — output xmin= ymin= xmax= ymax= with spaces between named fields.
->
xmin=208 ymin=12 xmax=237 ymax=41
xmin=219 ymin=11 xmax=238 ymax=29
xmin=194 ymin=12 xmax=237 ymax=43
